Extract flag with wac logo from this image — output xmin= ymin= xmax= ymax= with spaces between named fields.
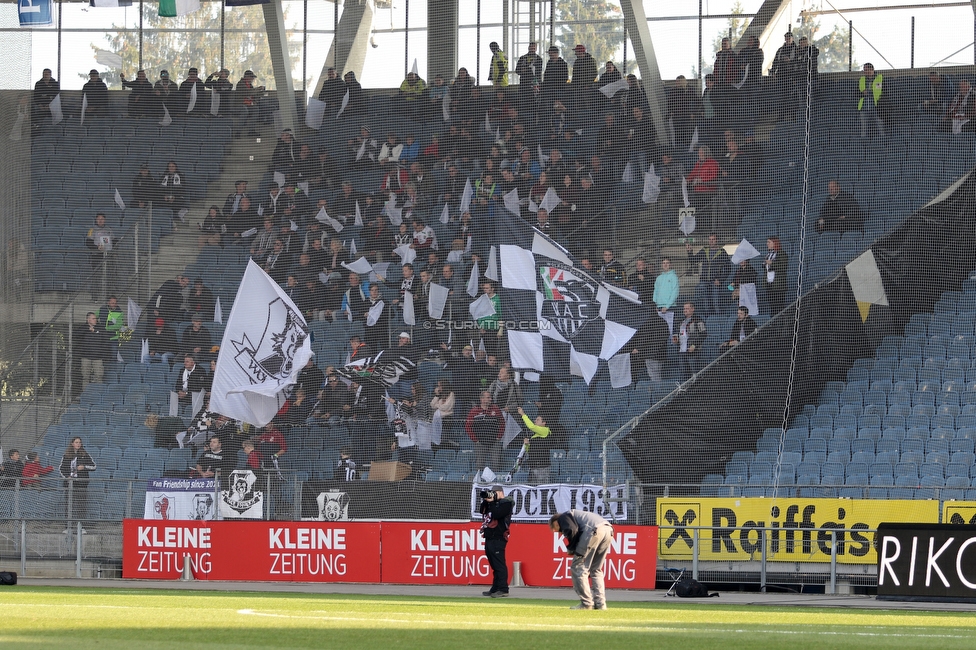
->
xmin=492 ymin=210 xmax=650 ymax=383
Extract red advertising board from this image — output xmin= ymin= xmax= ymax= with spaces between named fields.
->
xmin=508 ymin=524 xmax=658 ymax=589
xmin=381 ymin=522 xmax=658 ymax=589
xmin=381 ymin=522 xmax=492 ymax=585
xmin=122 ymin=519 xmax=657 ymax=588
xmin=122 ymin=520 xmax=381 ymax=582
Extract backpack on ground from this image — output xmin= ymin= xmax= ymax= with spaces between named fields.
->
xmin=674 ymin=576 xmax=718 ymax=598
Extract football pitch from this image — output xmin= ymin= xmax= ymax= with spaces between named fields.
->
xmin=2 ymin=587 xmax=976 ymax=649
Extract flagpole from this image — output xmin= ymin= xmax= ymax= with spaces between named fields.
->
xmin=138 ymin=0 xmax=144 ymax=70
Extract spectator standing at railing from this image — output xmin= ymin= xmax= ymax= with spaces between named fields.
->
xmin=179 ymin=67 xmax=207 ymax=115
xmin=653 ymin=258 xmax=679 ymax=316
xmin=76 ymin=311 xmax=113 ymax=390
xmin=857 ymin=62 xmax=884 ymax=139
xmin=32 ymin=68 xmax=59 ymax=130
xmin=234 ymin=70 xmax=265 ymax=137
xmin=318 ymin=67 xmax=345 ymax=114
xmin=131 ymin=163 xmax=157 ymax=209
xmin=764 ymin=236 xmax=788 ymax=314
xmin=769 ymin=32 xmax=797 ymax=119
xmin=204 ymin=68 xmax=234 ymax=115
xmin=21 ymin=452 xmax=53 ymax=488
xmin=944 ymin=79 xmax=976 ymax=133
xmin=82 ymin=70 xmax=108 ymax=118
xmin=153 ymin=70 xmax=179 ymax=117
xmin=343 ymin=71 xmax=366 ymax=116
xmin=120 ymin=69 xmax=154 ymax=118
xmin=0 ymin=449 xmax=24 ymax=488
xmin=712 ymin=38 xmax=738 ymax=123
xmin=667 ymin=76 xmax=700 ymax=152
xmin=570 ymin=44 xmax=597 ymax=110
xmin=542 ymin=46 xmax=569 ymax=110
xmin=85 ymin=213 xmax=114 ymax=272
xmin=673 ymin=301 xmax=707 ymax=381
xmin=918 ymin=71 xmax=951 ymax=115
xmin=686 ymin=234 xmax=729 ymax=316
xmin=60 ymin=437 xmax=96 ymax=523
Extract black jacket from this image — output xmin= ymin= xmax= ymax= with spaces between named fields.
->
xmin=480 ymin=495 xmax=514 ymax=541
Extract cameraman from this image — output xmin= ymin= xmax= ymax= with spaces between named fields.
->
xmin=479 ymin=485 xmax=513 ymax=598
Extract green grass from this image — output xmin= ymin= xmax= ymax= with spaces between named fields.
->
xmin=2 ymin=587 xmax=975 ymax=649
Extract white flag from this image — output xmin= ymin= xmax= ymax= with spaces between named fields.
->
xmin=366 ymin=300 xmax=386 ymax=327
xmin=688 ymin=126 xmax=699 ymax=153
xmin=621 ymin=162 xmax=634 ymax=184
xmin=315 ymin=207 xmax=343 ymax=232
xmin=140 ymin=338 xmax=150 ymax=364
xmin=469 ymin=293 xmax=496 ymax=320
xmin=387 ymin=205 xmax=403 ymax=227
xmin=734 ymin=63 xmax=750 ymax=90
xmin=114 ymin=188 xmax=126 ymax=211
xmin=503 ymin=188 xmax=520 ymax=216
xmin=459 ymin=177 xmax=473 ymax=214
xmin=539 ymin=187 xmax=561 ymax=214
xmin=730 ymin=238 xmax=761 ymax=264
xmin=439 ymin=203 xmax=450 ymax=225
xmin=355 ymin=139 xmax=367 ymax=162
xmin=354 ymin=201 xmax=364 ymax=226
xmin=80 ymin=94 xmax=88 ymax=125
xmin=402 ymin=291 xmax=416 ymax=326
xmin=483 ymin=110 xmax=492 ymax=134
xmin=169 ymin=391 xmax=180 ymax=417
xmin=608 ymin=354 xmax=632 ymax=388
xmin=93 ymin=50 xmax=123 ymax=68
xmin=393 ymin=244 xmax=417 ymax=265
xmin=349 ymin=239 xmax=357 ymax=256
xmin=599 ymin=77 xmax=630 ymax=98
xmin=273 ymin=171 xmax=286 ymax=188
xmin=486 ymin=245 xmax=499 ymax=281
xmin=428 ymin=283 xmax=449 ymax=319
xmin=370 ymin=262 xmax=390 ymax=284
xmin=528 ymin=199 xmax=539 ymax=213
xmin=305 ymin=97 xmax=326 ymax=130
xmin=8 ymin=106 xmax=25 ymax=142
xmin=210 ymin=89 xmax=220 ymax=116
xmin=341 ymin=256 xmax=374 ymax=275
xmin=49 ymin=94 xmax=64 ymax=126
xmin=642 ymin=164 xmax=661 ymax=204
xmin=336 ymin=89 xmax=350 ymax=117
xmin=159 ymin=104 xmax=173 ymax=126
xmin=502 ymin=411 xmax=523 ymax=449
xmin=191 ymin=391 xmax=205 ymax=418
xmin=187 ymin=83 xmax=197 ymax=113
xmin=739 ymin=283 xmax=758 ymax=316
xmin=442 ymin=89 xmax=451 ymax=122
xmin=681 ymin=177 xmax=691 ymax=208
xmin=411 ymin=59 xmax=419 ymax=76
xmin=210 ymin=259 xmax=314 ymax=427
xmin=126 ymin=297 xmax=142 ymax=329
xmin=467 ymin=261 xmax=480 ymax=297
xmin=214 ymin=296 xmax=223 ymax=324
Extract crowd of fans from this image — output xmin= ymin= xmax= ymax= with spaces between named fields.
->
xmin=15 ymin=36 xmax=976 ymax=504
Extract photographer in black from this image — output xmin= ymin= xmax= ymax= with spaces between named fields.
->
xmin=479 ymin=485 xmax=514 ymax=598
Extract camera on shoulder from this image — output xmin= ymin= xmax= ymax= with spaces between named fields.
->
xmin=479 ymin=489 xmax=494 ymax=501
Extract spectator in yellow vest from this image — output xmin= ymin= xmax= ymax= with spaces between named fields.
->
xmin=857 ymin=63 xmax=884 ymax=139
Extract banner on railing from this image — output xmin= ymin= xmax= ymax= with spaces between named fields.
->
xmin=143 ymin=478 xmax=218 ymax=521
xmin=470 ymin=483 xmax=628 ymax=521
xmin=877 ymin=523 xmax=976 ymax=602
xmin=657 ymin=497 xmax=940 ymax=564
xmin=122 ymin=520 xmax=382 ymax=582
xmin=122 ymin=520 xmax=657 ymax=586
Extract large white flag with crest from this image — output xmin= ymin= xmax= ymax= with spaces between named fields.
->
xmin=210 ymin=260 xmax=314 ymax=427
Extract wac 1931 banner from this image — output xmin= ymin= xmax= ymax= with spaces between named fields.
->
xmin=471 ymin=483 xmax=629 ymax=522
xmin=657 ymin=498 xmax=940 ymax=564
xmin=122 ymin=520 xmax=381 ymax=582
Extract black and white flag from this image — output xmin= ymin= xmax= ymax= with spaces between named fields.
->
xmin=493 ymin=210 xmax=650 ymax=383
xmin=210 ymin=259 xmax=313 ymax=426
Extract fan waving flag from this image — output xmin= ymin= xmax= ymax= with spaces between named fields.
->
xmin=493 ymin=210 xmax=651 ymax=383
xmin=337 ymin=350 xmax=416 ymax=389
xmin=210 ymin=259 xmax=314 ymax=427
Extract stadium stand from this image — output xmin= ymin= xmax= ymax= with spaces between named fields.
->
xmin=4 ymin=50 xmax=976 ymax=523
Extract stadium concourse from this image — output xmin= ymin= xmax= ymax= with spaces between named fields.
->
xmin=2 ymin=49 xmax=976 ymax=536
